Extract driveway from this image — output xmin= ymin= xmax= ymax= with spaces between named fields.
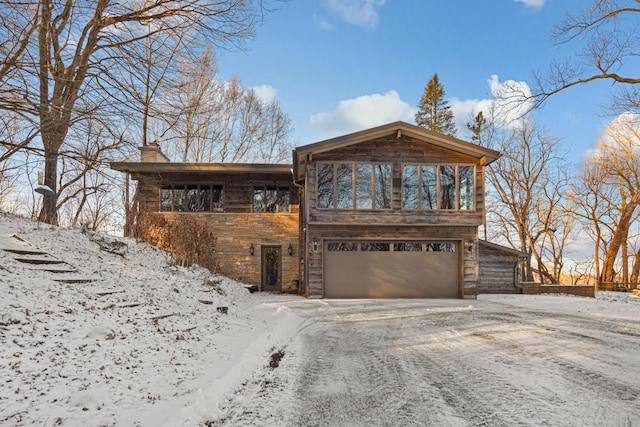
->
xmin=212 ymin=296 xmax=640 ymax=426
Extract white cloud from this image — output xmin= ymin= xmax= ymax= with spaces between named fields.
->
xmin=310 ymin=90 xmax=415 ymax=137
xmin=327 ymin=0 xmax=387 ymax=28
xmin=250 ymin=85 xmax=278 ymax=103
xmin=582 ymin=112 xmax=640 ymax=162
xmin=450 ymin=74 xmax=534 ymax=133
xmin=515 ymin=0 xmax=545 ymax=9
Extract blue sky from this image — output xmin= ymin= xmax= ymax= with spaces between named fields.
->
xmin=217 ymin=0 xmax=615 ymax=166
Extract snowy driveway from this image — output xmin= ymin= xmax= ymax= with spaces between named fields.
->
xmin=214 ymin=295 xmax=640 ymax=426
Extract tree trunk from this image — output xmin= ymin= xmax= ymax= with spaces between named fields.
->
xmin=600 ymin=200 xmax=639 ymax=283
xmin=38 ymin=146 xmax=59 ymax=225
xmin=630 ymin=249 xmax=640 ymax=287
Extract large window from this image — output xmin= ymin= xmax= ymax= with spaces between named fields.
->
xmin=317 ymin=162 xmax=392 ymax=210
xmin=402 ymin=164 xmax=475 ymax=210
xmin=160 ymin=184 xmax=223 ymax=212
xmin=253 ymin=185 xmax=290 ymax=213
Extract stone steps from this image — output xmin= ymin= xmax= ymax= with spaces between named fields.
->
xmin=2 ymin=234 xmax=96 ymax=285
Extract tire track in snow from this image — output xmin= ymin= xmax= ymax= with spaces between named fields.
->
xmin=205 ymin=299 xmax=640 ymax=426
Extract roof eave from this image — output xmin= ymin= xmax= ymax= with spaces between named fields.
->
xmin=109 ymin=162 xmax=293 ymax=174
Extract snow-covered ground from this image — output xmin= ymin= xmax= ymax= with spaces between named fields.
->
xmin=2 ymin=212 xmax=640 ymax=426
xmin=0 ymin=213 xmax=302 ymax=426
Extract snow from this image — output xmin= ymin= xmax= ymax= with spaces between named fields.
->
xmin=2 ymin=212 xmax=640 ymax=426
xmin=0 ymin=213 xmax=301 ymax=426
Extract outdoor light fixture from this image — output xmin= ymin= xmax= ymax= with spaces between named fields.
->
xmin=249 ymin=243 xmax=255 ymax=256
xmin=288 ymin=242 xmax=293 ymax=256
xmin=313 ymin=239 xmax=318 ymax=252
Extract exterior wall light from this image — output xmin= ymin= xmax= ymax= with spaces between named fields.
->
xmin=249 ymin=243 xmax=255 ymax=256
xmin=467 ymin=239 xmax=475 ymax=253
xmin=313 ymin=239 xmax=318 ymax=252
xmin=288 ymin=243 xmax=293 ymax=256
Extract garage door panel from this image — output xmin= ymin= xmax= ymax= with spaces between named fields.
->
xmin=324 ymin=241 xmax=459 ymax=298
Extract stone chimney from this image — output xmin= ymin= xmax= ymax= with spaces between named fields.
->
xmin=139 ymin=142 xmax=170 ymax=162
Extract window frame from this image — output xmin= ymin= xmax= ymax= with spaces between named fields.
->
xmin=252 ymin=184 xmax=291 ymax=213
xmin=159 ymin=183 xmax=224 ymax=212
xmin=316 ymin=161 xmax=393 ymax=211
xmin=401 ymin=163 xmax=476 ymax=211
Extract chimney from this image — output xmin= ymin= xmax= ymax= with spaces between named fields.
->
xmin=139 ymin=142 xmax=170 ymax=163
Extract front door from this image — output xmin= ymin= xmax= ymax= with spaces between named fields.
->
xmin=261 ymin=246 xmax=282 ymax=292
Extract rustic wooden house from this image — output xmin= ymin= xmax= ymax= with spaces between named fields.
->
xmin=112 ymin=121 xmax=501 ymax=298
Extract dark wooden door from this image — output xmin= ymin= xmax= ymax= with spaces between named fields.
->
xmin=261 ymin=246 xmax=282 ymax=292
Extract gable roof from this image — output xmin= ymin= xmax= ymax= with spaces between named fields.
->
xmin=293 ymin=121 xmax=501 ymax=181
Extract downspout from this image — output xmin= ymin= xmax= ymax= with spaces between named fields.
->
xmin=291 ymin=158 xmax=306 ymax=296
xmin=514 ymin=257 xmax=525 ymax=293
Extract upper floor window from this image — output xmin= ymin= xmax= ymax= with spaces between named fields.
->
xmin=253 ymin=185 xmax=290 ymax=212
xmin=161 ymin=184 xmax=223 ymax=212
xmin=402 ymin=164 xmax=474 ymax=210
xmin=317 ymin=162 xmax=391 ymax=210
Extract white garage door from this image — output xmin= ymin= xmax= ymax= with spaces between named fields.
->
xmin=324 ymin=241 xmax=460 ymax=298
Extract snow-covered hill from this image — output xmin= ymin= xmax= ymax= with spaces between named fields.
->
xmin=0 ymin=213 xmax=301 ymax=426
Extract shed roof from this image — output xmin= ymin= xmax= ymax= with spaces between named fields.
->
xmin=479 ymin=240 xmax=529 ymax=258
xmin=293 ymin=121 xmax=501 ymax=181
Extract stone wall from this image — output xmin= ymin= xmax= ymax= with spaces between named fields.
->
xmin=520 ymin=282 xmax=595 ymax=298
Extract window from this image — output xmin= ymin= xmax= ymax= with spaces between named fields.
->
xmin=394 ymin=242 xmax=423 ymax=252
xmin=160 ymin=184 xmax=223 ymax=212
xmin=360 ymin=242 xmax=390 ymax=251
xmin=355 ymin=164 xmax=372 ymax=209
xmin=317 ymin=163 xmax=334 ymax=209
xmin=374 ymin=165 xmax=392 ymax=209
xmin=440 ymin=166 xmax=456 ymax=210
xmin=317 ymin=162 xmax=392 ymax=210
xmin=421 ymin=166 xmax=437 ymax=209
xmin=402 ymin=165 xmax=419 ymax=209
xmin=253 ymin=185 xmax=290 ymax=213
xmin=459 ymin=166 xmax=474 ymax=210
xmin=401 ymin=164 xmax=474 ymax=210
xmin=336 ymin=164 xmax=353 ymax=209
xmin=327 ymin=242 xmax=359 ymax=251
xmin=426 ymin=242 xmax=456 ymax=252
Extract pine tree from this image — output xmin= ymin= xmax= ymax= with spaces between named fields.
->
xmin=415 ymin=73 xmax=457 ymax=136
xmin=467 ymin=111 xmax=487 ymax=145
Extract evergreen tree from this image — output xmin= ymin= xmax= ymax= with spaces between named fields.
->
xmin=467 ymin=111 xmax=487 ymax=145
xmin=415 ymin=73 xmax=457 ymax=136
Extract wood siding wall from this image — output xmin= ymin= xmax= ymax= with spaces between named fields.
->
xmin=302 ymin=135 xmax=485 ymax=298
xmin=305 ymin=136 xmax=485 ymax=226
xmin=478 ymin=245 xmax=521 ymax=294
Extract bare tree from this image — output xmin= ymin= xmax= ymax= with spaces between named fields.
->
xmin=529 ymin=1 xmax=640 ymax=112
xmin=167 ymin=47 xmax=223 ymax=162
xmin=571 ymin=114 xmax=640 ymax=287
xmin=482 ymin=117 xmax=573 ymax=283
xmin=165 ymin=73 xmax=294 ymax=163
xmin=0 ymin=0 xmax=277 ymax=225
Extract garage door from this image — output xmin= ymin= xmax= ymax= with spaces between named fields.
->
xmin=324 ymin=241 xmax=460 ymax=298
